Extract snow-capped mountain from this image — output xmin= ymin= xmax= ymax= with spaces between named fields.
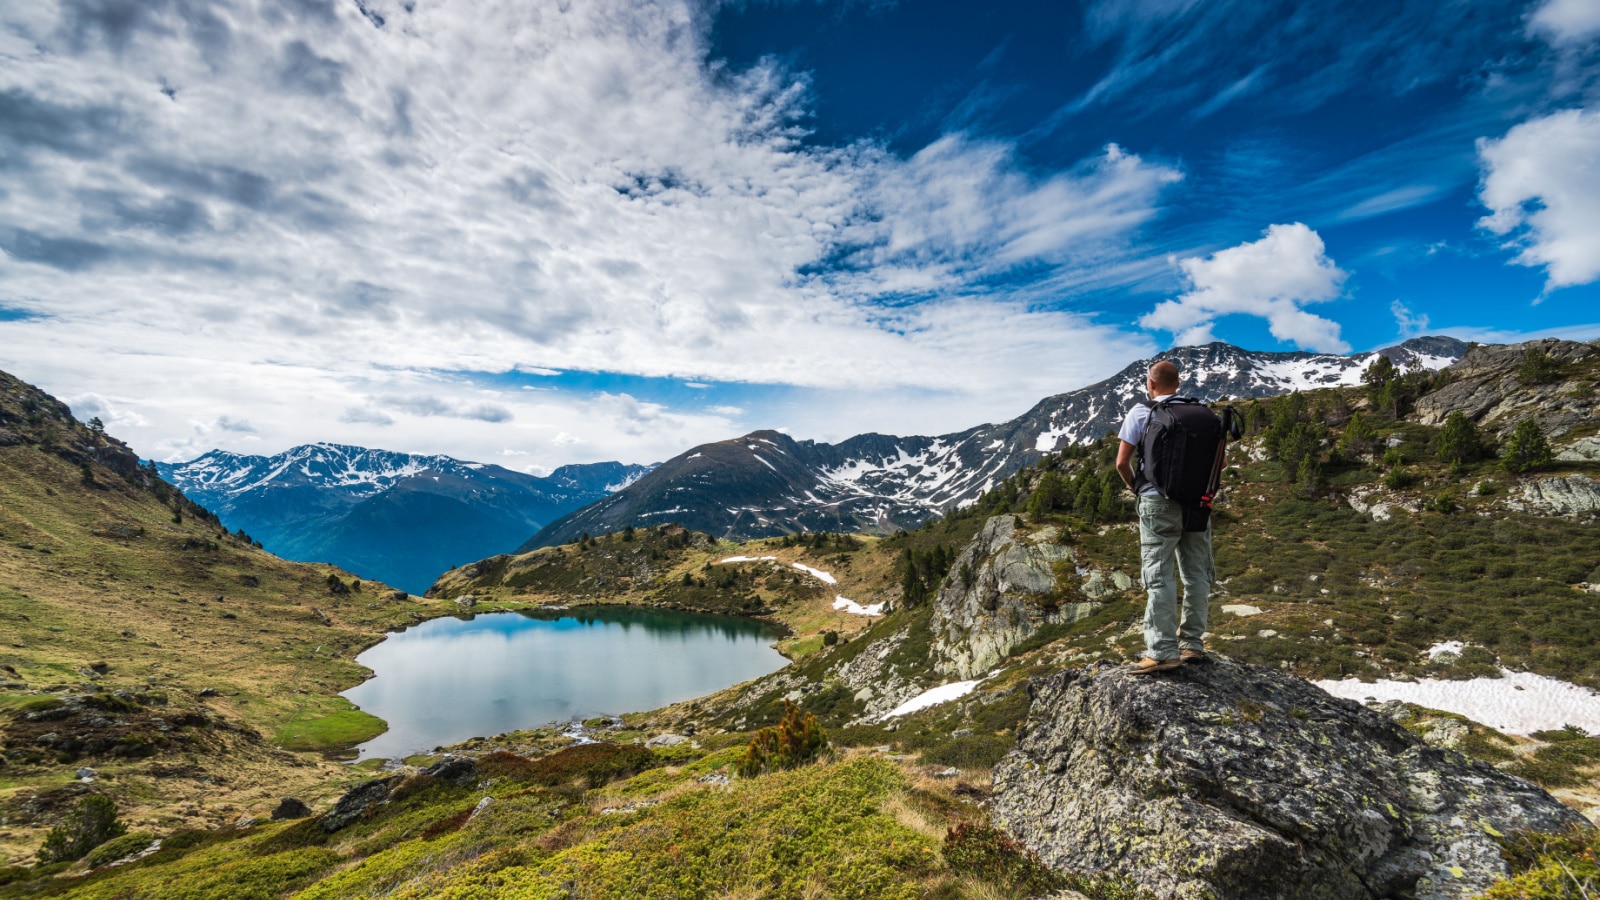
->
xmin=522 ymin=337 xmax=1466 ymax=548
xmin=160 ymin=443 xmax=650 ymax=593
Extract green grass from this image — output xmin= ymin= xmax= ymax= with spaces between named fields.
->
xmin=273 ymin=697 xmax=387 ymax=753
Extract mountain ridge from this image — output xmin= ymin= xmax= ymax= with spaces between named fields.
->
xmin=159 ymin=444 xmax=651 ymax=593
xmin=522 ymin=336 xmax=1468 ymax=549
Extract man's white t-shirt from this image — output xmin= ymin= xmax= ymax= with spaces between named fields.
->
xmin=1118 ymin=393 xmax=1176 ymax=497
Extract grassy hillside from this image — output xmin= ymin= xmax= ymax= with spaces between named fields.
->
xmin=0 ymin=371 xmax=454 ymax=867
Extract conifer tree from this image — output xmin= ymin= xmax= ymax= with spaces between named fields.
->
xmin=1435 ymin=411 xmax=1485 ymax=466
xmin=1501 ymin=418 xmax=1553 ymax=474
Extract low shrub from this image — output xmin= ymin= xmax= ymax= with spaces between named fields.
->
xmin=737 ymin=700 xmax=827 ymax=777
xmin=1483 ymin=826 xmax=1599 ymax=898
xmin=84 ymin=830 xmax=156 ymax=867
xmin=498 ymin=743 xmax=664 ymax=790
xmin=942 ymin=820 xmax=1064 ymax=896
xmin=37 ymin=794 xmax=126 ymax=863
xmin=920 ymin=734 xmax=1013 ymax=770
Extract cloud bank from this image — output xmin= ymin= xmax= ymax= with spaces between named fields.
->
xmin=0 ymin=0 xmax=1180 ymax=464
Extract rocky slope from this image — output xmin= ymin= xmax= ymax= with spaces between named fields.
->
xmin=929 ymin=515 xmax=1096 ymax=680
xmin=524 ymin=337 xmax=1465 ymax=548
xmin=1414 ymin=338 xmax=1597 ymax=443
xmin=160 ymin=444 xmax=650 ymax=593
xmin=994 ymin=658 xmax=1590 ymax=900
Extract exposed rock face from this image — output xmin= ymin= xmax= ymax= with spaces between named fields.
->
xmin=1414 ymin=339 xmax=1597 ymax=442
xmin=271 ymin=797 xmax=312 ymax=820
xmin=993 ymin=658 xmax=1589 ymax=900
xmin=1558 ymin=435 xmax=1600 ymax=462
xmin=421 ymin=757 xmax=479 ymax=788
xmin=1506 ymin=475 xmax=1600 ymax=518
xmin=930 ymin=516 xmax=1096 ymax=680
xmin=321 ymin=776 xmax=401 ymax=832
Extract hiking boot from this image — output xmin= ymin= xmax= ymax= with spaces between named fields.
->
xmin=1125 ymin=657 xmax=1180 ymax=675
xmin=1180 ymin=648 xmax=1208 ymax=664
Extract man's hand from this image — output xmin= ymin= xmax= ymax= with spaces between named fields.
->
xmin=1115 ymin=440 xmax=1138 ymax=492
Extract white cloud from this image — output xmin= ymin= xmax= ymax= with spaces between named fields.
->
xmin=1390 ymin=299 xmax=1430 ymax=338
xmin=68 ymin=392 xmax=149 ymax=429
xmin=1528 ymin=0 xmax=1600 ymax=46
xmin=708 ymin=405 xmax=744 ymax=416
xmin=1140 ymin=223 xmax=1350 ymax=352
xmin=1477 ymin=108 xmax=1600 ymax=291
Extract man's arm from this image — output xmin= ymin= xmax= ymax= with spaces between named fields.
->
xmin=1115 ymin=440 xmax=1138 ymax=492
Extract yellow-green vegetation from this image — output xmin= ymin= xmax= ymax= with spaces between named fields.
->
xmin=3 ymin=735 xmax=1050 ymax=900
xmin=1482 ymin=827 xmax=1600 ymax=899
xmin=273 ymin=698 xmax=387 ymax=753
xmin=0 ymin=370 xmax=454 ymax=864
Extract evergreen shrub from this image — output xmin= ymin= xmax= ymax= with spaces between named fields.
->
xmin=736 ymin=701 xmax=827 ymax=777
xmin=38 ymin=795 xmax=126 ymax=863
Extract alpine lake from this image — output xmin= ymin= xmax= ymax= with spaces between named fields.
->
xmin=343 ymin=606 xmax=788 ymax=760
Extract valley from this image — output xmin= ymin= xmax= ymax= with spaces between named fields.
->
xmin=2 ymin=338 xmax=1598 ymax=898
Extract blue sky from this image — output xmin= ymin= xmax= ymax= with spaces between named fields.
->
xmin=0 ymin=0 xmax=1597 ymax=470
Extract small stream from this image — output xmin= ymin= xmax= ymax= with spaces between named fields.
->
xmin=343 ymin=606 xmax=787 ymax=760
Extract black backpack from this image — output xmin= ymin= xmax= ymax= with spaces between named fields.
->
xmin=1135 ymin=398 xmax=1225 ymax=530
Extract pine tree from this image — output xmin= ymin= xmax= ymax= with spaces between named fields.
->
xmin=1517 ymin=346 xmax=1562 ymax=384
xmin=1096 ymin=480 xmax=1118 ymax=523
xmin=1295 ymin=455 xmax=1322 ymax=497
xmin=1501 ymin=418 xmax=1553 ymax=474
xmin=1435 ymin=411 xmax=1485 ymax=466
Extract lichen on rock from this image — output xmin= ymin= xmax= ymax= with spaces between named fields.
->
xmin=929 ymin=515 xmax=1098 ymax=680
xmin=993 ymin=656 xmax=1590 ymax=900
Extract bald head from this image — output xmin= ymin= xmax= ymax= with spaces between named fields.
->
xmin=1148 ymin=360 xmax=1181 ymax=393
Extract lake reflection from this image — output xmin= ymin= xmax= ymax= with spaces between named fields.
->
xmin=344 ymin=607 xmax=787 ymax=760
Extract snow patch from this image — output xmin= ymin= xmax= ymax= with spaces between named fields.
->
xmin=1314 ymin=670 xmax=1600 ymax=736
xmin=791 ymin=563 xmax=836 ymax=585
xmin=717 ymin=555 xmax=778 ymax=564
xmin=832 ymin=595 xmax=884 ymax=616
xmin=884 ymin=681 xmax=980 ymax=718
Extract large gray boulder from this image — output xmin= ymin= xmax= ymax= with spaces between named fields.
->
xmin=929 ymin=515 xmax=1099 ymax=679
xmin=993 ymin=658 xmax=1589 ymax=900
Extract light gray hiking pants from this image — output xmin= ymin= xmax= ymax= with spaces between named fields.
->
xmin=1137 ymin=494 xmax=1215 ymax=661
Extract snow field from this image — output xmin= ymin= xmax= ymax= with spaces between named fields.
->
xmin=1314 ymin=669 xmax=1600 ymax=736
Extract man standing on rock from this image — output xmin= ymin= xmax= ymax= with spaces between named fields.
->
xmin=1114 ymin=360 xmax=1223 ymax=674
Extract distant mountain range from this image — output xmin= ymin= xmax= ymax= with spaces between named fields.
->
xmin=159 ymin=444 xmax=650 ymax=593
xmin=521 ymin=337 xmax=1467 ymax=549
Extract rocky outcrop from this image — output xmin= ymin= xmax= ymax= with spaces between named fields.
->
xmin=1558 ymin=435 xmax=1600 ymax=462
xmin=1505 ymin=475 xmax=1600 ymax=518
xmin=271 ymin=797 xmax=312 ymax=820
xmin=1414 ymin=339 xmax=1597 ymax=441
xmin=321 ymin=776 xmax=401 ymax=832
xmin=930 ymin=516 xmax=1098 ymax=680
xmin=993 ymin=658 xmax=1589 ymax=900
xmin=421 ymin=756 xmax=479 ymax=788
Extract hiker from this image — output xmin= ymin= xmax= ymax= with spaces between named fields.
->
xmin=1113 ymin=360 xmax=1228 ymax=675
